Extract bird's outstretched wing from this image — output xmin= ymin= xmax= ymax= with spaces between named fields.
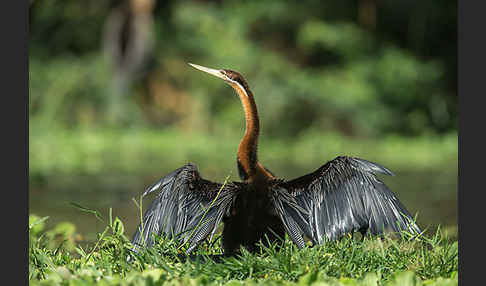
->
xmin=272 ymin=156 xmax=421 ymax=247
xmin=131 ymin=163 xmax=239 ymax=254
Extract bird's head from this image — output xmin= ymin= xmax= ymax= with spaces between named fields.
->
xmin=188 ymin=63 xmax=250 ymax=97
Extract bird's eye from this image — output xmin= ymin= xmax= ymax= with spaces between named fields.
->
xmin=221 ymin=70 xmax=234 ymax=80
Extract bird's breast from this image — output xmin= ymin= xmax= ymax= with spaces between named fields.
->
xmin=222 ymin=183 xmax=285 ymax=254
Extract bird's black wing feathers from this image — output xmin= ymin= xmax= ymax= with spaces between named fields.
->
xmin=131 ymin=163 xmax=239 ymax=254
xmin=272 ymin=156 xmax=421 ymax=246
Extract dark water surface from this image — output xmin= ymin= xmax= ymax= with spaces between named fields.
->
xmin=29 ymin=167 xmax=457 ymax=243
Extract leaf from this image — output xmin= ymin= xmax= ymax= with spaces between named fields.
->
xmin=29 ymin=215 xmax=49 ymax=234
xmin=113 ymin=217 xmax=125 ymax=236
xmin=69 ymin=202 xmax=104 ymax=222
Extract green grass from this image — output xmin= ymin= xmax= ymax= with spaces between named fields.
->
xmin=29 ymin=214 xmax=458 ymax=286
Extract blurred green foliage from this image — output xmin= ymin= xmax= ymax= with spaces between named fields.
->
xmin=29 ymin=128 xmax=457 ymax=180
xmin=29 ymin=0 xmax=457 ymax=233
xmin=29 ymin=0 xmax=457 ymax=138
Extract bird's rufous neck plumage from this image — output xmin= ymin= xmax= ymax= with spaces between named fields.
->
xmin=230 ymin=81 xmax=273 ymax=181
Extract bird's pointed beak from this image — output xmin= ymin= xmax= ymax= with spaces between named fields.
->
xmin=188 ymin=63 xmax=227 ymax=81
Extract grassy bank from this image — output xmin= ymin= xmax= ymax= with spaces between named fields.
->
xmin=29 ymin=215 xmax=457 ymax=286
xmin=29 ymin=126 xmax=457 ymax=180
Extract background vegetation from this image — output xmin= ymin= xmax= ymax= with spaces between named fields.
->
xmin=29 ymin=0 xmax=457 ymax=284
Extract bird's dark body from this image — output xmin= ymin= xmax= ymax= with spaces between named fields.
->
xmin=222 ymin=181 xmax=286 ymax=255
xmin=129 ymin=64 xmax=422 ymax=257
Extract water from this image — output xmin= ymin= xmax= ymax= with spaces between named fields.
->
xmin=29 ymin=166 xmax=457 ymax=243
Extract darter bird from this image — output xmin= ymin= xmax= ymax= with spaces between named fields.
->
xmin=130 ymin=63 xmax=421 ymax=256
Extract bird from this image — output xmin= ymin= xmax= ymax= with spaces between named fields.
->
xmin=130 ymin=63 xmax=421 ymax=256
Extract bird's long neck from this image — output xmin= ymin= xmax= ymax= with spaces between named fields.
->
xmin=233 ymin=82 xmax=260 ymax=179
xmin=230 ymin=77 xmax=275 ymax=182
